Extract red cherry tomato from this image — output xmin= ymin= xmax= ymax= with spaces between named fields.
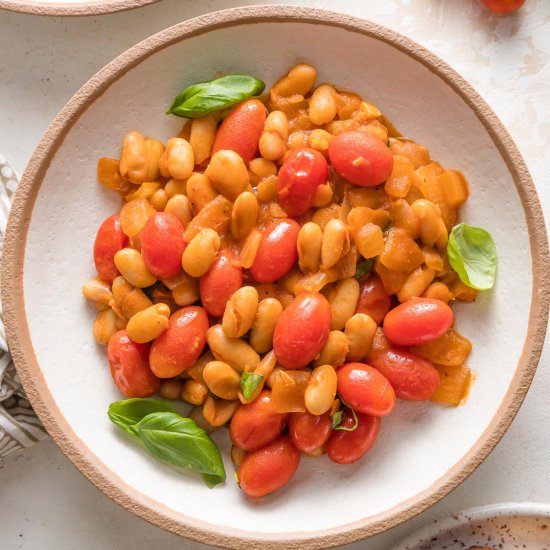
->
xmin=230 ymin=390 xmax=288 ymax=452
xmin=93 ymin=214 xmax=129 ymax=282
xmin=481 ymin=0 xmax=524 ymax=13
xmin=239 ymin=435 xmax=301 ymax=498
xmin=355 ymin=274 xmax=392 ymax=325
xmin=273 ymin=293 xmax=331 ymax=369
xmin=199 ymin=251 xmax=243 ymax=317
xmin=326 ymin=411 xmax=381 ymax=464
xmin=328 ymin=131 xmax=393 ymax=187
xmin=368 ymin=347 xmax=440 ymax=401
xmin=277 ymin=148 xmax=329 ymax=217
xmin=149 ymin=306 xmax=209 ymax=378
xmin=250 ymin=218 xmax=300 ymax=283
xmin=212 ymin=99 xmax=266 ymax=162
xmin=383 ymin=298 xmax=453 ymax=346
xmin=337 ymin=362 xmax=396 ymax=416
xmin=107 ymin=330 xmax=159 ymax=398
xmin=289 ymin=411 xmax=332 ymax=453
xmin=140 ymin=212 xmax=186 ymax=279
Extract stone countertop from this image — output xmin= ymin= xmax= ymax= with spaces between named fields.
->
xmin=0 ymin=0 xmax=548 ymax=548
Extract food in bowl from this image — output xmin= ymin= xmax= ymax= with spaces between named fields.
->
xmin=83 ymin=63 xmax=497 ymax=498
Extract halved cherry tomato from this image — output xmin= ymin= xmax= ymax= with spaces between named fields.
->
xmin=140 ymin=212 xmax=186 ymax=279
xmin=273 ymin=293 xmax=331 ymax=369
xmin=93 ymin=214 xmax=129 ymax=282
xmin=289 ymin=411 xmax=332 ymax=453
xmin=149 ymin=306 xmax=208 ymax=378
xmin=337 ymin=362 xmax=396 ymax=416
xmin=368 ymin=347 xmax=440 ymax=401
xmin=230 ymin=390 xmax=288 ymax=452
xmin=383 ymin=298 xmax=453 ymax=346
xmin=277 ymin=148 xmax=328 ymax=217
xmin=199 ymin=251 xmax=243 ymax=316
xmin=481 ymin=0 xmax=524 ymax=13
xmin=250 ymin=218 xmax=300 ymax=283
xmin=107 ymin=330 xmax=159 ymax=397
xmin=355 ymin=274 xmax=392 ymax=325
xmin=238 ymin=435 xmax=301 ymax=498
xmin=328 ymin=131 xmax=393 ymax=187
xmin=212 ymin=99 xmax=266 ymax=162
xmin=326 ymin=411 xmax=380 ymax=464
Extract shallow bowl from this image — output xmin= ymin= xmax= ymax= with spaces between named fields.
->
xmin=0 ymin=0 xmax=159 ymax=16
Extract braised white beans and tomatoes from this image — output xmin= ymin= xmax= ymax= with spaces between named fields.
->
xmin=84 ymin=64 xmax=497 ymax=497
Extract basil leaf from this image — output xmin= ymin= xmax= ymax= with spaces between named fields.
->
xmin=332 ymin=398 xmax=359 ymax=432
xmin=447 ymin=223 xmax=497 ymax=290
xmin=354 ymin=259 xmax=375 ymax=279
xmin=167 ymin=75 xmax=265 ymax=118
xmin=331 ymin=410 xmax=343 ymax=429
xmin=135 ymin=412 xmax=226 ymax=486
xmin=241 ymin=372 xmax=263 ymax=400
xmin=108 ymin=399 xmax=176 ymax=438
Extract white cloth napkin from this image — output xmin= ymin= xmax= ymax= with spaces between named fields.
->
xmin=0 ymin=156 xmax=47 ymax=458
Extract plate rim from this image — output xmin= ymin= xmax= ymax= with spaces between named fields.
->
xmin=2 ymin=5 xmax=549 ymax=549
xmin=0 ymin=0 xmax=160 ymax=17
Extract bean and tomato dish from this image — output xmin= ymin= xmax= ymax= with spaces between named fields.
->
xmin=84 ymin=64 xmax=495 ymax=497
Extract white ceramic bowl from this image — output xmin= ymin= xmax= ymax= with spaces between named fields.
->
xmin=0 ymin=0 xmax=159 ymax=16
xmin=2 ymin=6 xmax=549 ymax=549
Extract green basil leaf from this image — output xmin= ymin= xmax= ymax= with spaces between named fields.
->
xmin=241 ymin=372 xmax=263 ymax=400
xmin=447 ymin=223 xmax=497 ymax=290
xmin=167 ymin=75 xmax=265 ymax=118
xmin=135 ymin=412 xmax=226 ymax=486
xmin=354 ymin=258 xmax=375 ymax=279
xmin=108 ymin=399 xmax=176 ymax=438
xmin=332 ymin=398 xmax=359 ymax=432
xmin=331 ymin=410 xmax=343 ymax=430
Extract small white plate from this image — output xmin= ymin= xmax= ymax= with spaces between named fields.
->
xmin=396 ymin=503 xmax=550 ymax=550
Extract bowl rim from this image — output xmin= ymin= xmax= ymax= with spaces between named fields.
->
xmin=0 ymin=0 xmax=159 ymax=17
xmin=2 ymin=5 xmax=549 ymax=549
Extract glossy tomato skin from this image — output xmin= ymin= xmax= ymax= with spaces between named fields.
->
xmin=368 ymin=347 xmax=440 ymax=401
xmin=199 ymin=252 xmax=243 ymax=317
xmin=355 ymin=274 xmax=392 ymax=325
xmin=230 ymin=390 xmax=289 ymax=452
xmin=93 ymin=214 xmax=129 ymax=282
xmin=149 ymin=306 xmax=209 ymax=378
xmin=273 ymin=293 xmax=331 ymax=369
xmin=277 ymin=148 xmax=329 ymax=217
xmin=250 ymin=218 xmax=300 ymax=283
xmin=326 ymin=411 xmax=381 ymax=464
xmin=328 ymin=131 xmax=393 ymax=187
xmin=337 ymin=362 xmax=396 ymax=416
xmin=107 ymin=330 xmax=159 ymax=397
xmin=383 ymin=298 xmax=453 ymax=346
xmin=239 ymin=435 xmax=301 ymax=498
xmin=212 ymin=99 xmax=266 ymax=162
xmin=289 ymin=411 xmax=332 ymax=453
xmin=140 ymin=212 xmax=186 ymax=279
xmin=481 ymin=0 xmax=524 ymax=13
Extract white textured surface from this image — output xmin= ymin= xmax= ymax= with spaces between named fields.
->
xmin=0 ymin=0 xmax=549 ymax=548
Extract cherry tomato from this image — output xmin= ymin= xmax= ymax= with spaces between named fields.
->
xmin=230 ymin=390 xmax=288 ymax=452
xmin=212 ymin=99 xmax=266 ymax=162
xmin=93 ymin=214 xmax=129 ymax=282
xmin=250 ymin=218 xmax=300 ymax=283
xmin=107 ymin=330 xmax=159 ymax=397
xmin=289 ymin=411 xmax=332 ymax=453
xmin=149 ymin=306 xmax=209 ymax=378
xmin=481 ymin=0 xmax=524 ymax=13
xmin=383 ymin=298 xmax=453 ymax=346
xmin=277 ymin=148 xmax=329 ymax=217
xmin=328 ymin=131 xmax=393 ymax=187
xmin=239 ymin=435 xmax=301 ymax=498
xmin=199 ymin=251 xmax=243 ymax=317
xmin=368 ymin=347 xmax=440 ymax=401
xmin=273 ymin=293 xmax=331 ymax=369
xmin=337 ymin=362 xmax=396 ymax=416
xmin=355 ymin=274 xmax=392 ymax=325
xmin=140 ymin=212 xmax=186 ymax=279
xmin=326 ymin=411 xmax=381 ymax=464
